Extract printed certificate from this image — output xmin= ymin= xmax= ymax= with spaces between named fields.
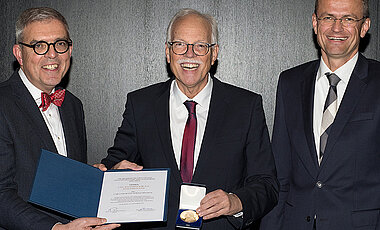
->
xmin=29 ymin=149 xmax=169 ymax=223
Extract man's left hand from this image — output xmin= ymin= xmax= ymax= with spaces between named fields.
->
xmin=196 ymin=189 xmax=242 ymax=220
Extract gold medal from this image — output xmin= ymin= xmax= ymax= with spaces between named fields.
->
xmin=180 ymin=210 xmax=199 ymax=223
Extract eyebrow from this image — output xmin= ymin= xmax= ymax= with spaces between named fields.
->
xmin=321 ymin=13 xmax=359 ymax=18
xmin=28 ymin=37 xmax=69 ymax=44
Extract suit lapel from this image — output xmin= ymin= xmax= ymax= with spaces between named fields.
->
xmin=192 ymin=78 xmax=228 ymax=181
xmin=10 ymin=72 xmax=57 ymax=153
xmin=320 ymin=54 xmax=368 ymax=168
xmin=298 ymin=62 xmax=320 ymax=175
xmin=59 ymin=96 xmax=81 ymax=161
xmin=154 ymin=80 xmax=183 ymax=185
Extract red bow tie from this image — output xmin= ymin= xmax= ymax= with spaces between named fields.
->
xmin=39 ymin=89 xmax=66 ymax=112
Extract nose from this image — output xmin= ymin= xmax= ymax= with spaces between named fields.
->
xmin=44 ymin=44 xmax=58 ymax=58
xmin=331 ymin=19 xmax=344 ymax=32
xmin=184 ymin=44 xmax=196 ymax=58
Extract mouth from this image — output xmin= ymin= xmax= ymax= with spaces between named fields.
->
xmin=42 ymin=64 xmax=59 ymax=70
xmin=180 ymin=63 xmax=200 ymax=70
xmin=327 ymin=36 xmax=348 ymax=41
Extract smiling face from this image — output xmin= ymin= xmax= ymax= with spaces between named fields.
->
xmin=312 ymin=0 xmax=370 ymax=69
xmin=13 ymin=19 xmax=72 ymax=93
xmin=165 ymin=14 xmax=218 ymax=98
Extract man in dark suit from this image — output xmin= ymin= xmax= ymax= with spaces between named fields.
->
xmin=0 ymin=7 xmax=119 ymax=230
xmin=95 ymin=8 xmax=278 ymax=230
xmin=260 ymin=0 xmax=380 ymax=229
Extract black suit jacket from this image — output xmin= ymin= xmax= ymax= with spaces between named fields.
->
xmin=102 ymin=77 xmax=279 ymax=230
xmin=260 ymin=54 xmax=380 ymax=230
xmin=0 ymin=71 xmax=87 ymax=230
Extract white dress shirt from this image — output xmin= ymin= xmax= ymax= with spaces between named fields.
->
xmin=19 ymin=69 xmax=67 ymax=157
xmin=169 ymin=75 xmax=213 ymax=171
xmin=313 ymin=53 xmax=358 ymax=159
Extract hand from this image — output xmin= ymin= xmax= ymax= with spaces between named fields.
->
xmin=110 ymin=160 xmax=143 ymax=170
xmin=52 ymin=217 xmax=120 ymax=230
xmin=196 ymin=189 xmax=242 ymax=220
xmin=93 ymin=160 xmax=143 ymax=171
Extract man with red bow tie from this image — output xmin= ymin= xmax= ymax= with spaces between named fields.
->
xmin=0 ymin=7 xmax=119 ymax=230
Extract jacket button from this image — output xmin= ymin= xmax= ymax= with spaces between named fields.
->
xmin=316 ymin=181 xmax=323 ymax=188
xmin=306 ymin=216 xmax=311 ymax=222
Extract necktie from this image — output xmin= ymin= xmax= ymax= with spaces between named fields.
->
xmin=39 ymin=89 xmax=66 ymax=112
xmin=319 ymin=73 xmax=340 ymax=162
xmin=180 ymin=101 xmax=197 ymax=183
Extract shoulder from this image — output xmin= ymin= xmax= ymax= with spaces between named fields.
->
xmin=213 ymin=77 xmax=260 ymax=99
xmin=367 ymin=58 xmax=380 ymax=74
xmin=280 ymin=60 xmax=319 ymax=78
xmin=128 ymin=79 xmax=172 ymax=99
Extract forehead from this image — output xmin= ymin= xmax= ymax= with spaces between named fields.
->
xmin=171 ymin=14 xmax=212 ymax=42
xmin=317 ymin=0 xmax=363 ymax=16
xmin=22 ymin=19 xmax=68 ymax=42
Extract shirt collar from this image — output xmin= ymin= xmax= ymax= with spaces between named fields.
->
xmin=171 ymin=73 xmax=213 ymax=109
xmin=317 ymin=52 xmax=359 ymax=84
xmin=18 ymin=69 xmax=56 ymax=104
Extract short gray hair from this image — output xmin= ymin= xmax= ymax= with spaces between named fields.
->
xmin=15 ymin=7 xmax=70 ymax=43
xmin=166 ymin=8 xmax=218 ymax=44
xmin=314 ymin=0 xmax=369 ymax=18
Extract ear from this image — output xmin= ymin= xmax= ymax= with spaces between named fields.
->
xmin=165 ymin=43 xmax=171 ymax=63
xmin=211 ymin=44 xmax=219 ymax=65
xmin=13 ymin=44 xmax=23 ymax=66
xmin=360 ymin=18 xmax=371 ymax=38
xmin=68 ymin=42 xmax=73 ymax=57
xmin=312 ymin=13 xmax=318 ymax=35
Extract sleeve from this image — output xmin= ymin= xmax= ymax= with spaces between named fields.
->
xmin=101 ymin=94 xmax=140 ymax=168
xmin=0 ymin=109 xmax=58 ymax=230
xmin=260 ymin=74 xmax=291 ymax=230
xmin=230 ymin=95 xmax=279 ymax=229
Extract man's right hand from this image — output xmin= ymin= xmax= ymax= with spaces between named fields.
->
xmin=52 ymin=217 xmax=120 ymax=230
xmin=93 ymin=160 xmax=143 ymax=172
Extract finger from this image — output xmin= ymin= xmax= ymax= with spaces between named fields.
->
xmin=93 ymin=164 xmax=108 ymax=171
xmin=93 ymin=223 xmax=121 ymax=229
xmin=76 ymin=217 xmax=107 ymax=227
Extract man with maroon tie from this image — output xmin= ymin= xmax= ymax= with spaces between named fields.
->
xmin=95 ymin=8 xmax=278 ymax=230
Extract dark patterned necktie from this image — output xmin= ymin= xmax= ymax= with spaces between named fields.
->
xmin=39 ymin=89 xmax=65 ymax=112
xmin=180 ymin=101 xmax=197 ymax=183
xmin=319 ymin=73 xmax=340 ymax=163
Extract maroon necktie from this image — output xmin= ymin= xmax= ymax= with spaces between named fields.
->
xmin=180 ymin=101 xmax=197 ymax=183
xmin=39 ymin=89 xmax=66 ymax=112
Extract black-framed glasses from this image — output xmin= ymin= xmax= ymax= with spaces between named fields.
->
xmin=317 ymin=15 xmax=367 ymax=27
xmin=19 ymin=39 xmax=72 ymax=55
xmin=168 ymin=41 xmax=216 ymax=56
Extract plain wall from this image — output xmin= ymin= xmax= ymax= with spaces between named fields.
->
xmin=0 ymin=0 xmax=379 ymax=164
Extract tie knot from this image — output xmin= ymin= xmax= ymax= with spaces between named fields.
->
xmin=39 ymin=89 xmax=66 ymax=112
xmin=184 ymin=101 xmax=197 ymax=115
xmin=325 ymin=72 xmax=341 ymax=87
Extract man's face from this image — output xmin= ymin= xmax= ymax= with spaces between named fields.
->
xmin=312 ymin=0 xmax=370 ymax=64
xmin=13 ymin=19 xmax=72 ymax=93
xmin=165 ymin=14 xmax=219 ymax=98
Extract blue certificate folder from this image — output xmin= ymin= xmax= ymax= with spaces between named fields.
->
xmin=29 ymin=149 xmax=170 ymax=223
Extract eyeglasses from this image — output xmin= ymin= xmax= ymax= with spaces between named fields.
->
xmin=19 ymin=39 xmax=72 ymax=55
xmin=317 ymin=15 xmax=366 ymax=27
xmin=168 ymin=41 xmax=216 ymax=56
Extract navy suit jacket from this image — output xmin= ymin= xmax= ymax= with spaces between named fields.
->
xmin=0 ymin=71 xmax=87 ymax=230
xmin=260 ymin=54 xmax=380 ymax=230
xmin=101 ymin=77 xmax=279 ymax=230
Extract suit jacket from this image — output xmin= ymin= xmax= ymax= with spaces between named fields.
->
xmin=101 ymin=76 xmax=279 ymax=230
xmin=0 ymin=71 xmax=87 ymax=230
xmin=260 ymin=54 xmax=380 ymax=230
